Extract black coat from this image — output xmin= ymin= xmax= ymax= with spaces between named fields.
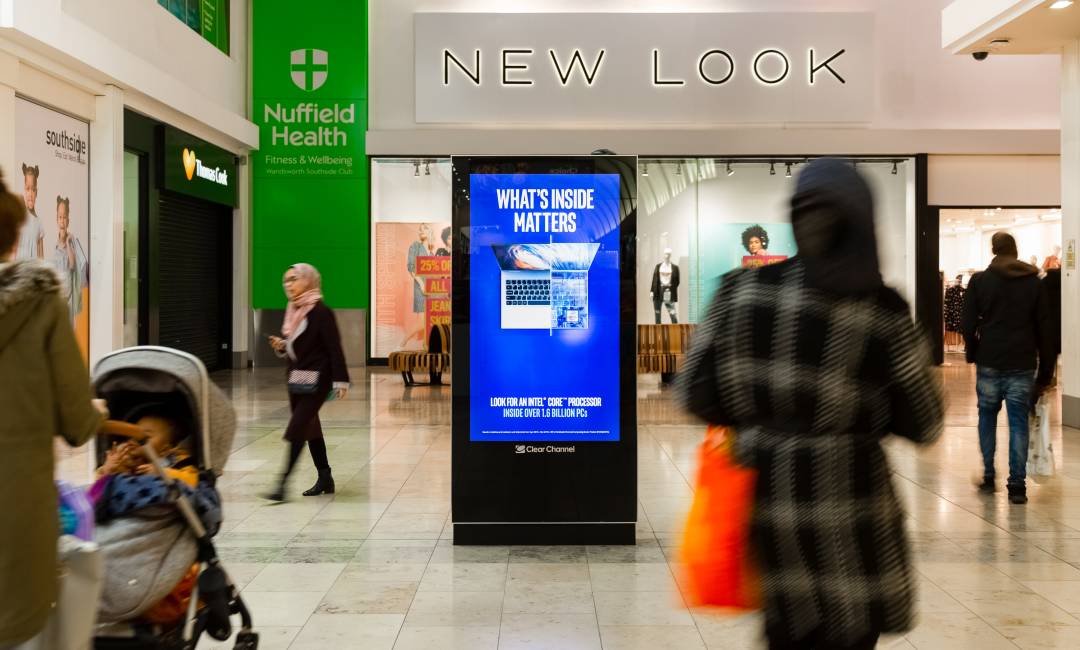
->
xmin=679 ymin=260 xmax=943 ymax=644
xmin=650 ymin=263 xmax=680 ymax=302
xmin=285 ymin=302 xmax=349 ymax=386
xmin=962 ymin=257 xmax=1056 ymax=385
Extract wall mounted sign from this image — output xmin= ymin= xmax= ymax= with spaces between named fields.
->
xmin=415 ymin=12 xmax=874 ymax=124
xmin=251 ymin=0 xmax=369 ymax=310
xmin=1067 ymin=239 xmax=1076 ymax=271
xmin=163 ymin=126 xmax=238 ymax=207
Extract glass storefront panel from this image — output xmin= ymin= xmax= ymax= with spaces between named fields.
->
xmin=370 ymin=158 xmax=452 ymax=358
xmin=637 ymin=157 xmax=915 ymax=325
xmin=122 ymin=150 xmax=141 ymax=348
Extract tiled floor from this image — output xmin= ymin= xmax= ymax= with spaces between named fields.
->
xmin=58 ymin=355 xmax=1080 ymax=649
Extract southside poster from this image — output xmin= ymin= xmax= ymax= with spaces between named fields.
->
xmin=13 ymin=98 xmax=90 ymax=363
xmin=469 ymin=173 xmax=621 ymax=442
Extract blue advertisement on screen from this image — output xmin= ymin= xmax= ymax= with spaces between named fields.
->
xmin=469 ymin=173 xmax=621 ymax=442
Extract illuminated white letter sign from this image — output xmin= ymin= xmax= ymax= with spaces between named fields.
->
xmin=415 ymin=12 xmax=874 ymax=124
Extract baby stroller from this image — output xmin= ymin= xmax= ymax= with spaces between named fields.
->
xmin=90 ymin=346 xmax=258 ymax=649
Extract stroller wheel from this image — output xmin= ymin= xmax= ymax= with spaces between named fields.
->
xmin=234 ymin=630 xmax=259 ymax=649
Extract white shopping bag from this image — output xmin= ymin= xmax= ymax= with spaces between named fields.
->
xmin=13 ymin=536 xmax=104 ymax=650
xmin=1027 ymin=396 xmax=1055 ymax=481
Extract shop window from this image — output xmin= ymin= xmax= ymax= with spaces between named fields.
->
xmin=370 ymin=158 xmax=452 ymax=359
xmin=637 ymin=157 xmax=915 ymax=325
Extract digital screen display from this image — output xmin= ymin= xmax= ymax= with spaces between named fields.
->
xmin=468 ymin=173 xmax=621 ymax=442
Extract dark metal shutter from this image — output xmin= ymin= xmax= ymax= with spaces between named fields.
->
xmin=158 ymin=191 xmax=230 ymax=371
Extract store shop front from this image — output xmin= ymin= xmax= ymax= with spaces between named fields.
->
xmin=366 ymin=6 xmax=1058 ymax=368
xmin=125 ymin=111 xmax=239 ymax=372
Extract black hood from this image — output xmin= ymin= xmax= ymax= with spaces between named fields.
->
xmin=790 ymin=158 xmax=882 ymax=295
xmin=988 ymin=255 xmax=1039 ymax=280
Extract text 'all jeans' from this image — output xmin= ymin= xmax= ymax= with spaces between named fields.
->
xmin=976 ymin=366 xmax=1034 ymax=487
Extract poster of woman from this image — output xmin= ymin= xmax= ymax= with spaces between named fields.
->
xmin=13 ymin=98 xmax=91 ymax=362
xmin=696 ymin=221 xmax=797 ymax=317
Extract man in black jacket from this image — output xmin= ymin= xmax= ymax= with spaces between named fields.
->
xmin=962 ymin=233 xmax=1057 ymax=504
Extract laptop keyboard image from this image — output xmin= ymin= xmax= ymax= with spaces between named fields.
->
xmin=506 ymin=278 xmax=551 ymax=305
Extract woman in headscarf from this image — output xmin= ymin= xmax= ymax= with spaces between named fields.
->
xmin=679 ymin=159 xmax=944 ymax=649
xmin=265 ymin=263 xmax=350 ymax=501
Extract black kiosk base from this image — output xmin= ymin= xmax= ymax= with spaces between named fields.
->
xmin=454 ymin=523 xmax=636 ymax=546
xmin=450 ymin=156 xmax=639 ymax=546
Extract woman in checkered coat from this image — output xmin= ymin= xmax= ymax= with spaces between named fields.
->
xmin=679 ymin=159 xmax=943 ymax=649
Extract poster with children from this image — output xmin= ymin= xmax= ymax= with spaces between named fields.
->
xmin=13 ymin=98 xmax=91 ymax=363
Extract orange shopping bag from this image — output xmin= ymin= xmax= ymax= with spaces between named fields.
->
xmin=680 ymin=425 xmax=760 ymax=610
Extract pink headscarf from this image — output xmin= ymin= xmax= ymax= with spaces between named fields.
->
xmin=282 ymin=263 xmax=323 ymax=338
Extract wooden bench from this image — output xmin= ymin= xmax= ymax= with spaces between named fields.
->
xmin=388 ymin=323 xmax=451 ymax=386
xmin=637 ymin=324 xmax=695 ymax=384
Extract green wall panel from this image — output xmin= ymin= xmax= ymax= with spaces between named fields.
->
xmin=251 ymin=0 xmax=368 ymax=309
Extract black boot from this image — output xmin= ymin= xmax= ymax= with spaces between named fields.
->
xmin=1008 ymin=484 xmax=1028 ymax=505
xmin=978 ymin=476 xmax=996 ymax=494
xmin=303 ymin=469 xmax=335 ymax=496
xmin=263 ymin=477 xmax=288 ymax=503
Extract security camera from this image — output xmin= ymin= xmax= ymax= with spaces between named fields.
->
xmin=972 ymin=51 xmax=989 ymax=61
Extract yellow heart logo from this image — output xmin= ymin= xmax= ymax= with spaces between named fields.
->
xmin=182 ymin=148 xmax=196 ymax=181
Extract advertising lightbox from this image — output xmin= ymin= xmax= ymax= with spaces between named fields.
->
xmin=452 ymin=156 xmax=637 ymax=545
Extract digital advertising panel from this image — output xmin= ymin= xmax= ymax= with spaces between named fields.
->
xmin=468 ymin=173 xmax=621 ymax=443
xmin=452 ymin=156 xmax=637 ymax=545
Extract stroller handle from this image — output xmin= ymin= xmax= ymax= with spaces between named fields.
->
xmin=100 ymin=420 xmax=148 ymax=442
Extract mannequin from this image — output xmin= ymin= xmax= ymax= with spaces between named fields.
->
xmin=650 ymin=248 xmax=680 ymax=324
xmin=1043 ymin=245 xmax=1062 ymax=271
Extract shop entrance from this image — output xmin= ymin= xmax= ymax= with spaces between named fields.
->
xmin=934 ymin=206 xmax=1062 ymax=364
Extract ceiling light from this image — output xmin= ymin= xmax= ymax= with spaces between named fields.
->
xmin=785 ymin=163 xmax=792 ymax=178
xmin=891 ymin=161 xmax=898 ymax=175
xmin=1050 ymin=1 xmax=1074 ymax=10
xmin=770 ymin=162 xmax=776 ymax=176
xmin=642 ymin=163 xmax=649 ymax=177
xmin=424 ymin=161 xmax=431 ymax=176
xmin=726 ymin=162 xmax=735 ymax=177
xmin=674 ymin=162 xmax=682 ymax=176
xmin=413 ymin=161 xmax=420 ymax=177
xmin=1041 ymin=213 xmax=1061 ymax=221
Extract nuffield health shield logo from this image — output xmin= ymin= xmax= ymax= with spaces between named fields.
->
xmin=290 ymin=49 xmax=328 ymax=92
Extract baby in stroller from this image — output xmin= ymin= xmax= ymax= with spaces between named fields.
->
xmin=91 ymin=401 xmax=202 ymax=627
xmin=90 ymin=346 xmax=257 ymax=650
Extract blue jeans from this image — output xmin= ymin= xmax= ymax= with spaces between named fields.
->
xmin=976 ymin=366 xmax=1034 ymax=488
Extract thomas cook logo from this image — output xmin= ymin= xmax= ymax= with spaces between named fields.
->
xmin=291 ymin=49 xmax=328 ymax=92
xmin=182 ymin=149 xmax=196 ymax=180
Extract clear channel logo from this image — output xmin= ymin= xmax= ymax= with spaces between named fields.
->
xmin=515 ymin=445 xmax=576 ymax=454
xmin=291 ymin=49 xmax=328 ymax=92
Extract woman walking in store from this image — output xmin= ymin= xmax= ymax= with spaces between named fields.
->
xmin=265 ymin=263 xmax=350 ymax=502
xmin=679 ymin=159 xmax=944 ymax=650
xmin=0 ymin=170 xmax=105 ymax=646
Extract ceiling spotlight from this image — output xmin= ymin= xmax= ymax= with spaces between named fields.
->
xmin=726 ymin=162 xmax=734 ymax=177
xmin=1050 ymin=1 xmax=1074 ymax=10
xmin=424 ymin=161 xmax=431 ymax=176
xmin=642 ymin=163 xmax=649 ymax=177
xmin=413 ymin=161 xmax=420 ymax=177
xmin=674 ymin=161 xmax=682 ymax=176
xmin=770 ymin=162 xmax=776 ymax=176
xmin=785 ymin=163 xmax=793 ymax=178
xmin=891 ymin=161 xmax=898 ymax=175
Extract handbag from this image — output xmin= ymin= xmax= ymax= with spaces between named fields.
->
xmin=12 ymin=536 xmax=104 ymax=650
xmin=1027 ymin=395 xmax=1055 ymax=481
xmin=681 ymin=425 xmax=759 ymax=610
xmin=287 ymin=369 xmax=321 ymax=394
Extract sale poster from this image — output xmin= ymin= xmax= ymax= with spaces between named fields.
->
xmin=373 ymin=222 xmax=452 ymax=356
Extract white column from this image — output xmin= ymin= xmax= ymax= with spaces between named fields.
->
xmin=0 ymin=51 xmax=17 ymax=183
xmin=232 ymin=156 xmax=250 ymax=367
xmin=1061 ymin=42 xmax=1080 ymax=428
xmin=88 ymin=84 xmax=124 ymax=366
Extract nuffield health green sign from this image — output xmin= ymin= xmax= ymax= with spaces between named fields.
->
xmin=252 ymin=0 xmax=368 ymax=310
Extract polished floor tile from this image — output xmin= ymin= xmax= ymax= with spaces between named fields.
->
xmin=57 ymin=364 xmax=1080 ymax=648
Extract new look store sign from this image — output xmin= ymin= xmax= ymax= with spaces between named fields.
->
xmin=415 ymin=12 xmax=874 ymax=124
